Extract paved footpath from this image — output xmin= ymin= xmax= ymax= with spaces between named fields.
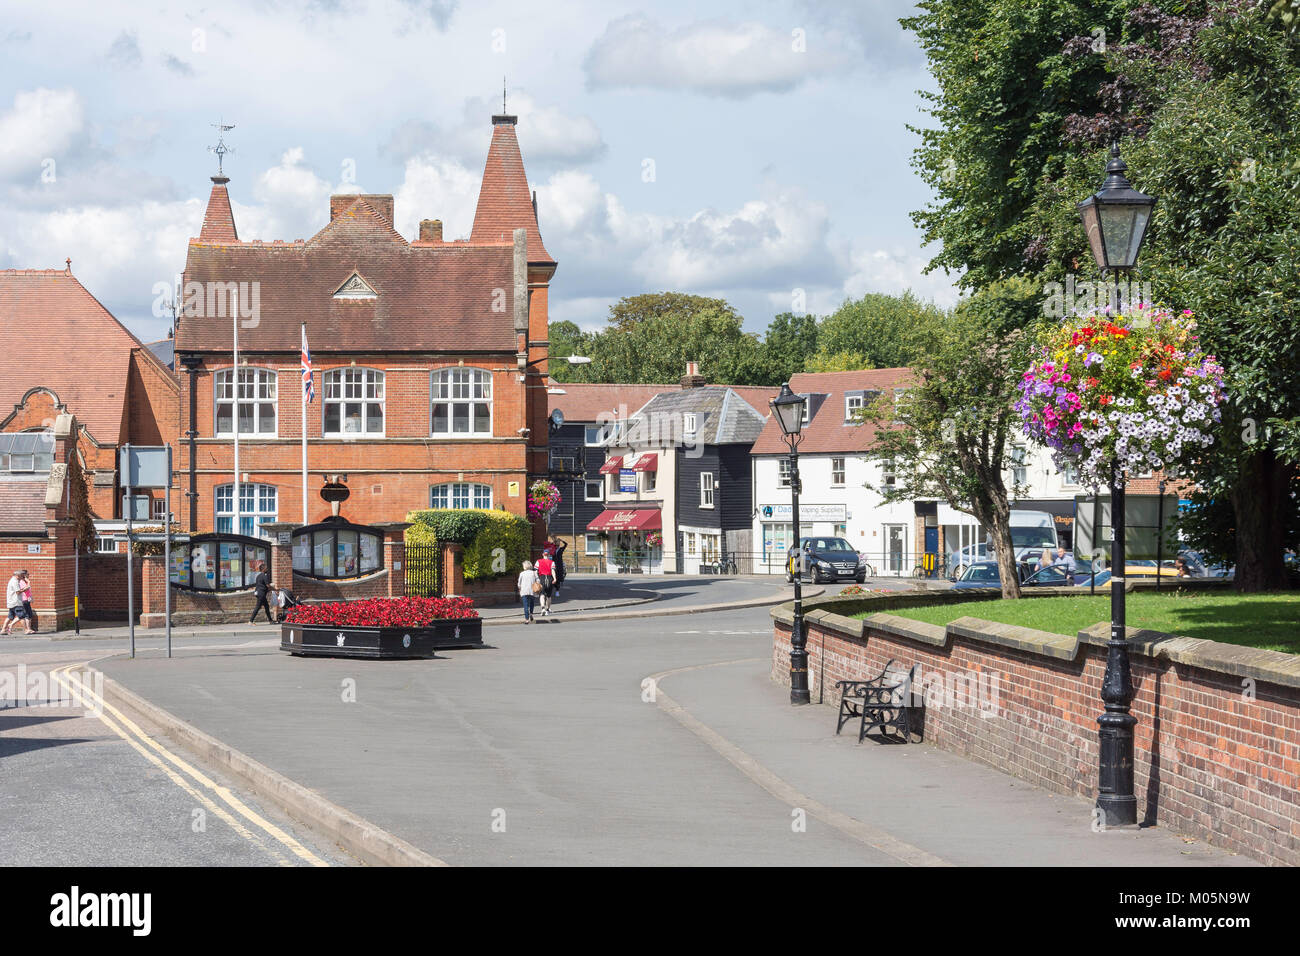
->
xmin=80 ymin=602 xmax=1255 ymax=867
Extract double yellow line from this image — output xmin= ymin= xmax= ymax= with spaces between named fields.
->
xmin=50 ymin=662 xmax=327 ymax=867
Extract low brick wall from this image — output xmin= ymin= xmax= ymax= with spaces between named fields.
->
xmin=772 ymin=586 xmax=1300 ymax=867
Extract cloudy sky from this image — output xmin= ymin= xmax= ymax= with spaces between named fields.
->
xmin=0 ymin=0 xmax=956 ymax=344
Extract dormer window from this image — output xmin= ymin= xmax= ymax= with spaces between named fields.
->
xmin=845 ymin=394 xmax=863 ymax=420
xmin=333 ymin=273 xmax=377 ymax=299
xmin=683 ymin=413 xmax=698 ymax=438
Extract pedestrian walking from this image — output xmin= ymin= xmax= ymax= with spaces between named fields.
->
xmin=517 ymin=560 xmax=539 ymax=624
xmin=536 ymin=553 xmax=555 ymax=616
xmin=3 ymin=569 xmax=30 ymax=636
xmin=19 ymin=570 xmax=37 ymax=633
xmin=249 ymin=561 xmax=275 ymax=624
xmin=551 ymin=537 xmax=567 ymax=597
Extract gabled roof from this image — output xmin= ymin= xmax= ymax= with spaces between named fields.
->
xmin=0 ymin=270 xmax=176 ymax=442
xmin=470 ymin=115 xmax=554 ymax=265
xmin=177 ymin=193 xmax=518 ymax=353
xmin=750 ymin=368 xmax=915 ymax=456
xmin=549 ymin=383 xmax=781 ymax=426
xmin=623 ymin=387 xmax=769 ymax=446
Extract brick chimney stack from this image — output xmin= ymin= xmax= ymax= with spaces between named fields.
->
xmin=680 ymin=361 xmax=706 ymax=389
xmin=419 ymin=219 xmax=443 ymax=242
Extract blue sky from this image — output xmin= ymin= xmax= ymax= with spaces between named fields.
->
xmin=0 ymin=0 xmax=958 ymax=344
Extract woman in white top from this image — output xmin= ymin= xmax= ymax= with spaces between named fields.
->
xmin=517 ymin=560 xmax=539 ymax=624
xmin=4 ymin=571 xmax=30 ymax=635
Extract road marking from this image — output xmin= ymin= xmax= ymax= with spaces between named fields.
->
xmin=645 ymin=658 xmax=950 ymax=868
xmin=52 ymin=663 xmax=327 ymax=867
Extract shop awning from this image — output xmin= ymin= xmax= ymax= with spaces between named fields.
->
xmin=587 ymin=508 xmax=662 ymax=532
xmin=598 ymin=456 xmax=624 ymax=475
xmin=630 ymin=452 xmax=658 ymax=472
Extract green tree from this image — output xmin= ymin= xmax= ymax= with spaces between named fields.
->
xmin=865 ymin=279 xmax=1044 ymax=598
xmin=813 ymin=291 xmax=946 ymax=369
xmin=901 ymin=0 xmax=1129 ymax=289
xmin=1024 ymin=4 xmax=1300 ymax=589
xmin=758 ymin=312 xmax=820 ymax=385
xmin=547 ymin=320 xmax=595 ymax=383
xmin=605 ymin=292 xmax=741 ymax=330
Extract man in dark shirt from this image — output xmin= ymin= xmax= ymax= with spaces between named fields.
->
xmin=250 ymin=562 xmax=275 ymax=624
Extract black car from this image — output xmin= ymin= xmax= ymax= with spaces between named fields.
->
xmin=786 ymin=537 xmax=866 ymax=584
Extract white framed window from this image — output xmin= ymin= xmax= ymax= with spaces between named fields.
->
xmin=642 ymin=470 xmax=656 ymax=492
xmin=215 ymin=483 xmax=277 ymax=537
xmin=892 ymin=387 xmax=908 ymax=425
xmin=324 ymin=368 xmax=384 ymax=435
xmin=845 ymin=395 xmax=863 ymax=420
xmin=778 ymin=458 xmax=791 ymax=488
xmin=585 ymin=479 xmax=604 ymax=502
xmin=1010 ymin=445 xmax=1027 ymax=486
xmin=834 ymin=523 xmax=848 ymax=538
xmin=831 ymin=457 xmax=846 ymax=486
xmin=584 ymin=425 xmax=608 ymax=446
xmin=430 ymin=482 xmax=492 ymax=510
xmin=700 ymin=472 xmax=715 ymax=508
xmin=152 ymin=498 xmax=168 ymax=520
xmin=800 ymin=398 xmax=810 ymax=426
xmin=584 ymin=534 xmax=603 ymax=555
xmin=1061 ymin=463 xmax=1079 ymax=487
xmin=683 ymin=413 xmax=698 ymax=439
xmin=94 ymin=535 xmax=118 ymax=554
xmin=432 ymin=367 xmax=492 ymax=436
xmin=215 ymin=368 xmax=277 ymax=436
xmin=686 ymin=533 xmax=696 ymax=556
xmin=882 ymin=458 xmax=897 ymax=488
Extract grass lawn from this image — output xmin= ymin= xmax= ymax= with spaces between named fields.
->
xmin=867 ymin=591 xmax=1300 ymax=654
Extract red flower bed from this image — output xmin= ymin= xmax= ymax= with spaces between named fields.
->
xmin=284 ymin=595 xmax=478 ymax=627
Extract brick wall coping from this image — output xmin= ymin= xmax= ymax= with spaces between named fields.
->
xmin=773 ymin=588 xmax=1300 ymax=691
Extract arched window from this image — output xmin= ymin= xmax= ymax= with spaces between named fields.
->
xmin=215 ymin=368 xmax=277 ymax=435
xmin=215 ymin=483 xmax=277 ymax=537
xmin=430 ymin=482 xmax=492 ymax=510
xmin=431 ymin=367 xmax=491 ymax=436
xmin=324 ymin=368 xmax=385 ymax=435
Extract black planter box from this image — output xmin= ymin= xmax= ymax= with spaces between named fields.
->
xmin=281 ymin=619 xmax=484 ymax=658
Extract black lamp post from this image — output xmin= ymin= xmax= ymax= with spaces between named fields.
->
xmin=1077 ymin=143 xmax=1156 ymax=827
xmin=771 ymin=383 xmax=809 ymax=705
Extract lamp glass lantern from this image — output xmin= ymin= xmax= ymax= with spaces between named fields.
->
xmin=1077 ymin=144 xmax=1156 ymax=273
xmin=770 ymin=384 xmax=806 ymax=438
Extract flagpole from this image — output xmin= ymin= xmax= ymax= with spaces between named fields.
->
xmin=301 ymin=322 xmax=309 ymax=526
xmin=233 ymin=311 xmax=240 ymax=540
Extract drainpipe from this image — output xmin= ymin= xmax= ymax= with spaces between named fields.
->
xmin=178 ymin=353 xmax=202 ymax=529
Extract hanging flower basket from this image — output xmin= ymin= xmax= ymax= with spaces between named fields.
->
xmin=1016 ymin=307 xmax=1225 ymax=486
xmin=645 ymin=531 xmax=663 ymax=548
xmin=527 ymin=480 xmax=562 ymax=522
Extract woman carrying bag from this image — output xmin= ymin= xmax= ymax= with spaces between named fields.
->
xmin=517 ymin=560 xmax=539 ymax=625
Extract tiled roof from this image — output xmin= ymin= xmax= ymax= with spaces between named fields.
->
xmin=627 ymin=387 xmax=768 ymax=446
xmin=749 ymin=368 xmax=915 ymax=456
xmin=176 ymin=195 xmax=518 ymax=353
xmin=199 ymin=178 xmax=238 ymax=242
xmin=549 ymin=383 xmax=781 ymax=426
xmin=470 ymin=115 xmax=554 ymax=265
xmin=0 ymin=482 xmax=47 ymax=535
xmin=0 ymin=270 xmax=175 ymax=442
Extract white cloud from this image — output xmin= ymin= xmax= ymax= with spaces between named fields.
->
xmin=583 ymin=16 xmax=857 ymax=97
xmin=0 ymin=88 xmax=85 ymax=181
xmin=392 ymin=154 xmax=481 ymax=240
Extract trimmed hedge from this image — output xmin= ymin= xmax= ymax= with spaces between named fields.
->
xmin=405 ymin=509 xmax=531 ymax=582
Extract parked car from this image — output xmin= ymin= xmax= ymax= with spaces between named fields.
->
xmin=950 ymin=560 xmax=1014 ymax=590
xmin=954 ymin=559 xmax=1101 ymax=590
xmin=786 ymin=537 xmax=867 ymax=584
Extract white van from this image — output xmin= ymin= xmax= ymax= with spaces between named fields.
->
xmin=947 ymin=510 xmax=1059 ymax=573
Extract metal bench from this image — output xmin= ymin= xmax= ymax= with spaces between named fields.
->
xmin=835 ymin=659 xmax=917 ymax=744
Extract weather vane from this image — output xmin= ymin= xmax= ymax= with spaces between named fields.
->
xmin=208 ymin=120 xmax=235 ymax=177
xmin=502 ymin=76 xmax=507 ymax=113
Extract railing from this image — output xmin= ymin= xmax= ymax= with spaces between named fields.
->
xmin=403 ymin=544 xmax=442 ymax=597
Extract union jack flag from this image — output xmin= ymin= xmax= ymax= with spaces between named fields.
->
xmin=301 ymin=324 xmax=314 ymax=402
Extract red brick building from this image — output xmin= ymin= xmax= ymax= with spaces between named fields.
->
xmin=174 ymin=110 xmax=555 ymax=535
xmin=0 ymin=268 xmax=180 ymax=526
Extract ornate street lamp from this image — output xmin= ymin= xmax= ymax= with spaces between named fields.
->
xmin=771 ymin=383 xmax=809 ymax=705
xmin=1078 ymin=144 xmax=1155 ymax=827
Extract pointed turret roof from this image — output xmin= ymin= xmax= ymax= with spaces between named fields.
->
xmin=470 ymin=114 xmax=554 ymax=265
xmin=199 ymin=175 xmax=239 ymax=243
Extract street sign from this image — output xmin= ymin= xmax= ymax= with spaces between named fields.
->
xmin=1074 ymin=494 xmax=1179 ymax=561
xmin=119 ymin=445 xmax=171 ymax=488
